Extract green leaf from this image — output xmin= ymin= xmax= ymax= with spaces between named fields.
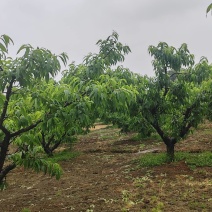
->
xmin=17 ymin=44 xmax=32 ymax=55
xmin=0 ymin=43 xmax=7 ymax=53
xmin=59 ymin=52 xmax=69 ymax=66
xmin=206 ymin=3 xmax=212 ymax=14
xmin=2 ymin=34 xmax=14 ymax=47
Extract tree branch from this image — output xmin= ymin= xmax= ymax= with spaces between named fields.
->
xmin=47 ymin=135 xmax=55 ymax=146
xmin=0 ymin=125 xmax=10 ymax=136
xmin=163 ymin=87 xmax=169 ymax=97
xmin=151 ymin=121 xmax=166 ymax=141
xmin=179 ymin=122 xmax=192 ymax=138
xmin=0 ymin=163 xmax=16 ymax=183
xmin=51 ymin=132 xmax=66 ymax=152
xmin=179 ymin=103 xmax=196 ymax=138
xmin=41 ymin=132 xmax=46 ymax=147
xmin=10 ymin=120 xmax=42 ymax=137
xmin=0 ymin=76 xmax=15 ymax=127
xmin=64 ymin=91 xmax=86 ymax=108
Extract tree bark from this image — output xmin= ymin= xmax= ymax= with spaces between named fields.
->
xmin=43 ymin=140 xmax=62 ymax=157
xmin=0 ymin=163 xmax=16 ymax=184
xmin=0 ymin=136 xmax=15 ymax=186
xmin=150 ymin=121 xmax=177 ymax=162
xmin=41 ymin=133 xmax=54 ymax=156
xmin=0 ymin=136 xmax=10 ymax=176
xmin=43 ymin=145 xmax=53 ymax=157
xmin=165 ymin=138 xmax=176 ymax=162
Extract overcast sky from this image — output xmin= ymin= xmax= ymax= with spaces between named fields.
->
xmin=1 ymin=0 xmax=212 ymax=77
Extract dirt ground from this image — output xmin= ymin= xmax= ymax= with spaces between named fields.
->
xmin=0 ymin=123 xmax=212 ymax=212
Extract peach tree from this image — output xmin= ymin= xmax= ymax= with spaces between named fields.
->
xmin=19 ymin=32 xmax=136 ymax=157
xmin=0 ymin=35 xmax=68 ymax=188
xmin=134 ymin=42 xmax=212 ymax=161
xmin=61 ymin=31 xmax=136 ymax=125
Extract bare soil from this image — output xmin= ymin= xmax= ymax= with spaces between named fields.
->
xmin=0 ymin=123 xmax=212 ymax=212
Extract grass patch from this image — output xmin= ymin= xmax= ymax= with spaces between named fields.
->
xmin=138 ymin=151 xmax=212 ymax=167
xmin=186 ymin=151 xmax=212 ymax=167
xmin=21 ymin=208 xmax=31 ymax=212
xmin=138 ymin=153 xmax=168 ymax=167
xmin=201 ymin=129 xmax=212 ymax=135
xmin=46 ymin=150 xmax=80 ymax=163
xmin=132 ymin=133 xmax=162 ymax=142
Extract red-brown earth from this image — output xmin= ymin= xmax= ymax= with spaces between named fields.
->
xmin=0 ymin=123 xmax=211 ymax=212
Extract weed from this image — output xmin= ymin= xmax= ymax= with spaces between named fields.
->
xmin=194 ymin=169 xmax=210 ymax=176
xmin=158 ymin=179 xmax=166 ymax=193
xmin=21 ymin=208 xmax=31 ymax=212
xmin=151 ymin=202 xmax=164 ymax=212
xmin=138 ymin=153 xmax=167 ymax=167
xmin=46 ymin=150 xmax=80 ymax=163
xmin=189 ymin=201 xmax=206 ymax=210
xmin=100 ymin=134 xmax=117 ymax=140
xmin=121 ymin=208 xmax=129 ymax=212
xmin=139 ymin=144 xmax=146 ymax=150
xmin=186 ymin=152 xmax=212 ymax=167
xmin=121 ymin=190 xmax=136 ymax=212
xmin=122 ymin=190 xmax=130 ymax=203
xmin=0 ymin=181 xmax=8 ymax=191
xmin=132 ymin=133 xmax=161 ymax=142
xmin=56 ymin=190 xmax=62 ymax=196
xmin=86 ymin=204 xmax=95 ymax=212
xmin=201 ymin=129 xmax=212 ymax=135
xmin=133 ymin=173 xmax=152 ymax=188
xmin=138 ymin=152 xmax=212 ymax=167
xmin=182 ymin=189 xmax=194 ymax=199
xmin=98 ymin=198 xmax=117 ymax=204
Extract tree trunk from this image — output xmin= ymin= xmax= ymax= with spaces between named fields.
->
xmin=0 ymin=136 xmax=10 ymax=175
xmin=0 ymin=136 xmax=14 ymax=185
xmin=43 ymin=145 xmax=53 ymax=157
xmin=41 ymin=133 xmax=63 ymax=157
xmin=43 ymin=140 xmax=62 ymax=157
xmin=165 ymin=139 xmax=176 ymax=162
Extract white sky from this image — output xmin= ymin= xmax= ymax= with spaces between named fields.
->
xmin=1 ymin=0 xmax=212 ymax=77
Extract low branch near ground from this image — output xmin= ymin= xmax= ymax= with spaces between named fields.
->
xmin=0 ymin=163 xmax=16 ymax=183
